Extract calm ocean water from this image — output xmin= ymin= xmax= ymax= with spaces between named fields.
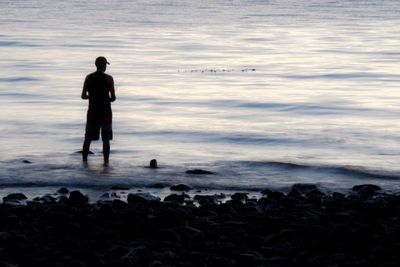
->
xmin=1 ymin=0 xmax=400 ymax=195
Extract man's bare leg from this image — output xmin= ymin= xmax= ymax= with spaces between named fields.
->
xmin=103 ymin=140 xmax=110 ymax=164
xmin=82 ymin=139 xmax=91 ymax=161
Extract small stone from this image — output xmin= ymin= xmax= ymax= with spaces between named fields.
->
xmin=68 ymin=191 xmax=89 ymax=205
xmin=164 ymin=194 xmax=185 ymax=203
xmin=352 ymin=184 xmax=381 ymax=192
xmin=231 ymin=192 xmax=248 ymax=201
xmin=261 ymin=188 xmax=273 ymax=195
xmin=149 ymin=159 xmax=158 ymax=168
xmin=288 ymin=187 xmax=302 ymax=198
xmin=306 ymin=189 xmax=326 ymax=199
xmin=3 ymin=193 xmax=27 ymax=203
xmin=57 ymin=187 xmax=69 ymax=194
xmin=170 ymin=184 xmax=191 ymax=191
xmin=292 ymin=183 xmax=318 ymax=194
xmin=127 ymin=193 xmax=160 ymax=204
xmin=186 ymin=169 xmax=214 ymax=175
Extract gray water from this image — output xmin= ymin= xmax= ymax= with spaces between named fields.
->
xmin=1 ymin=0 xmax=400 ymax=195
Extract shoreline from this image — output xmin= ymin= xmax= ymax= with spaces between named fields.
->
xmin=1 ymin=184 xmax=400 ymax=266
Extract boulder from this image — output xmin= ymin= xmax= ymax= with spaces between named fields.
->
xmin=186 ymin=169 xmax=214 ymax=175
xmin=170 ymin=184 xmax=191 ymax=191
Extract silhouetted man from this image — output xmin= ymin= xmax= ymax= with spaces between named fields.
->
xmin=81 ymin=56 xmax=116 ymax=164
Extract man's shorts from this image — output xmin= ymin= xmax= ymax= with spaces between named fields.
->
xmin=85 ymin=121 xmax=113 ymax=141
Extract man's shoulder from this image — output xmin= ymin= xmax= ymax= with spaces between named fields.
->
xmin=104 ymin=73 xmax=114 ymax=81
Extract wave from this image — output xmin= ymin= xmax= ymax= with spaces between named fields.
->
xmin=240 ymin=160 xmax=400 ymax=180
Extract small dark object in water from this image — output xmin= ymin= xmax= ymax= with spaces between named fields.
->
xmin=186 ymin=169 xmax=214 ymax=175
xmin=170 ymin=184 xmax=191 ymax=191
xmin=110 ymin=186 xmax=130 ymax=190
xmin=22 ymin=160 xmax=32 ymax=164
xmin=57 ymin=187 xmax=69 ymax=194
xmin=149 ymin=159 xmax=158 ymax=168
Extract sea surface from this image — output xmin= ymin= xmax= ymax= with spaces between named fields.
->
xmin=1 ymin=0 xmax=400 ymax=198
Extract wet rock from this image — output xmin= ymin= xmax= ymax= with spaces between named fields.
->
xmin=127 ymin=193 xmax=160 ymax=204
xmin=186 ymin=169 xmax=214 ymax=175
xmin=194 ymin=195 xmax=218 ymax=205
xmin=164 ymin=194 xmax=185 ymax=204
xmin=231 ymin=192 xmax=248 ymax=201
xmin=352 ymin=184 xmax=381 ymax=198
xmin=170 ymin=184 xmax=191 ymax=191
xmin=57 ymin=187 xmax=69 ymax=194
xmin=149 ymin=159 xmax=158 ymax=168
xmin=261 ymin=188 xmax=273 ymax=195
xmin=68 ymin=190 xmax=88 ymax=205
xmin=292 ymin=183 xmax=318 ymax=194
xmin=288 ymin=187 xmax=302 ymax=198
xmin=110 ymin=185 xmax=130 ymax=190
xmin=267 ymin=191 xmax=285 ymax=200
xmin=3 ymin=193 xmax=27 ymax=203
xmin=306 ymin=189 xmax=326 ymax=199
xmin=352 ymin=184 xmax=381 ymax=192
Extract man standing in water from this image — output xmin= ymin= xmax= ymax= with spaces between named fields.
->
xmin=81 ymin=56 xmax=116 ymax=164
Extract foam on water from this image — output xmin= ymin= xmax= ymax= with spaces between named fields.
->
xmin=1 ymin=0 xmax=400 ymax=193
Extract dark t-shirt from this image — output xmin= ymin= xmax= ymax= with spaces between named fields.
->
xmin=83 ymin=71 xmax=114 ymax=123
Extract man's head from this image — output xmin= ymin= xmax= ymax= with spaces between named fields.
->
xmin=95 ymin=56 xmax=110 ymax=72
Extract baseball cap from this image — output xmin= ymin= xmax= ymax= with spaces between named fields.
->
xmin=95 ymin=56 xmax=110 ymax=67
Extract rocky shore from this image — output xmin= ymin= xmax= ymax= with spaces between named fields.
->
xmin=1 ymin=184 xmax=400 ymax=267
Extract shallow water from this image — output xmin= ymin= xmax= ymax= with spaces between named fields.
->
xmin=1 ymin=0 xmax=400 ymax=194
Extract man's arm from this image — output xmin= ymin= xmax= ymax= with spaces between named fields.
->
xmin=109 ymin=76 xmax=116 ymax=102
xmin=81 ymin=76 xmax=89 ymax=99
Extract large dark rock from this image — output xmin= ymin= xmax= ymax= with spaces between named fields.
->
xmin=186 ymin=169 xmax=214 ymax=175
xmin=68 ymin=190 xmax=88 ymax=205
xmin=3 ymin=193 xmax=27 ymax=203
xmin=170 ymin=184 xmax=191 ymax=191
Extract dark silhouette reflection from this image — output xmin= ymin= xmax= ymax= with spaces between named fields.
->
xmin=81 ymin=56 xmax=116 ymax=165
